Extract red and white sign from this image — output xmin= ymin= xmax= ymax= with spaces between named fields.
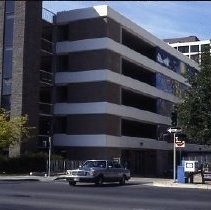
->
xmin=175 ymin=140 xmax=185 ymax=148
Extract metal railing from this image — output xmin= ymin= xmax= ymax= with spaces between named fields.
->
xmin=40 ymin=70 xmax=53 ymax=83
xmin=42 ymin=7 xmax=55 ymax=23
xmin=47 ymin=160 xmax=85 ymax=174
xmin=41 ymin=38 xmax=53 ymax=53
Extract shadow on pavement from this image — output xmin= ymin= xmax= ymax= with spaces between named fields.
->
xmin=67 ymin=182 xmax=141 ymax=188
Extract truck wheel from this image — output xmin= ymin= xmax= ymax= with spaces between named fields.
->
xmin=69 ymin=181 xmax=76 ymax=186
xmin=95 ymin=175 xmax=104 ymax=185
xmin=119 ymin=175 xmax=126 ymax=185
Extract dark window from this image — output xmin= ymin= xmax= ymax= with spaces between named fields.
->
xmin=57 ymin=55 xmax=69 ymax=72
xmin=39 ymin=103 xmax=52 ymax=115
xmin=122 ymin=59 xmax=156 ymax=86
xmin=190 ymin=45 xmax=199 ymax=52
xmin=121 ymin=119 xmax=156 ymax=139
xmin=5 ymin=1 xmax=15 ymax=13
xmin=4 ymin=16 xmax=14 ymax=47
xmin=122 ymin=29 xmax=156 ymax=60
xmin=40 ymin=55 xmax=52 ymax=72
xmin=57 ymin=25 xmax=69 ymax=41
xmin=56 ymin=86 xmax=68 ymax=102
xmin=3 ymin=49 xmax=13 ymax=78
xmin=40 ymin=87 xmax=52 ymax=103
xmin=122 ymin=89 xmax=156 ymax=113
xmin=54 ymin=117 xmax=66 ymax=133
xmin=1 ymin=95 xmax=11 ymax=110
xmin=178 ymin=46 xmax=189 ymax=53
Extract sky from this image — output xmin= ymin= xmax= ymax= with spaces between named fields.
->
xmin=42 ymin=1 xmax=211 ymax=41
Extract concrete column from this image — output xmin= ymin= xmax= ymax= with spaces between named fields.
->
xmin=9 ymin=1 xmax=42 ymax=157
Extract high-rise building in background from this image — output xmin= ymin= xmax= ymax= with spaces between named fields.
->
xmin=0 ymin=1 xmax=209 ymax=176
xmin=164 ymin=36 xmax=211 ymax=64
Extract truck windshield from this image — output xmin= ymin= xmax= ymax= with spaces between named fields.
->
xmin=82 ymin=161 xmax=106 ymax=168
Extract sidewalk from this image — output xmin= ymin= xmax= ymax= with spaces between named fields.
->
xmin=126 ymin=177 xmax=211 ymax=190
xmin=0 ymin=175 xmax=58 ymax=182
xmin=152 ymin=179 xmax=211 ymax=190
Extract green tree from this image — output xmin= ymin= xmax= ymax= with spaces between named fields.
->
xmin=177 ymin=46 xmax=211 ymax=145
xmin=0 ymin=109 xmax=32 ymax=148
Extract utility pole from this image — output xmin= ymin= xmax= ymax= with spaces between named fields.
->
xmin=48 ymin=136 xmax=52 ymax=177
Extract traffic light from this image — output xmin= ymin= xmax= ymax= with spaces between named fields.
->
xmin=171 ymin=111 xmax=177 ymax=127
xmin=175 ymin=133 xmax=187 ymax=141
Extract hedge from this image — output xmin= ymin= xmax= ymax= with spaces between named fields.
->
xmin=0 ymin=152 xmax=63 ymax=174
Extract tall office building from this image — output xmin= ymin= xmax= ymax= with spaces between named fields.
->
xmin=0 ymin=1 xmax=54 ymax=157
xmin=0 ymin=2 xmax=208 ymax=175
xmin=164 ymin=36 xmax=211 ymax=63
xmin=0 ymin=1 xmax=42 ymax=156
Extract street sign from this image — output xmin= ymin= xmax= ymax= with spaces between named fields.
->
xmin=167 ymin=127 xmax=182 ymax=133
xmin=175 ymin=140 xmax=185 ymax=148
xmin=167 ymin=126 xmax=182 ymax=182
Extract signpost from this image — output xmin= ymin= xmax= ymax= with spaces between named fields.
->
xmin=167 ymin=127 xmax=184 ymax=182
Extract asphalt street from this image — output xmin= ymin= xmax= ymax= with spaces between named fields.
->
xmin=0 ymin=180 xmax=210 ymax=210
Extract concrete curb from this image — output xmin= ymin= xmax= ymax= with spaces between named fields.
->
xmin=152 ymin=181 xmax=211 ymax=190
xmin=130 ymin=177 xmax=211 ymax=190
xmin=0 ymin=175 xmax=58 ymax=182
xmin=0 ymin=178 xmax=40 ymax=182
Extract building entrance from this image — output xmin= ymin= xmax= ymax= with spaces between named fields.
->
xmin=121 ymin=149 xmax=157 ymax=176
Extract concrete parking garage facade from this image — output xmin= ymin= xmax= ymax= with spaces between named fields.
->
xmin=1 ymin=2 xmax=209 ymax=176
xmin=52 ymin=5 xmax=202 ymax=176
